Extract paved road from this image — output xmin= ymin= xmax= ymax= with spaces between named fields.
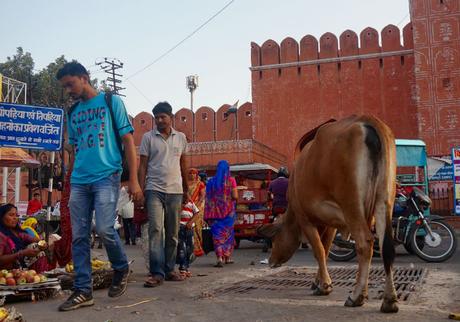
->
xmin=8 ymin=240 xmax=460 ymax=322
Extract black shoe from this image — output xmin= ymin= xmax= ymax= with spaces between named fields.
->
xmin=131 ymin=241 xmax=136 ymax=246
xmin=58 ymin=291 xmax=94 ymax=311
xmin=125 ymin=241 xmax=130 ymax=245
xmin=108 ymin=268 xmax=129 ymax=298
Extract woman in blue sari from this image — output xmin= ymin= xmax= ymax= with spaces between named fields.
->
xmin=204 ymin=160 xmax=238 ymax=267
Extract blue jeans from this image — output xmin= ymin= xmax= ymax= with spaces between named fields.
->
xmin=145 ymin=190 xmax=182 ymax=278
xmin=69 ymin=173 xmax=129 ymax=293
xmin=177 ymin=224 xmax=194 ymax=271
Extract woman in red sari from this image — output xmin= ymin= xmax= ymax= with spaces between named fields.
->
xmin=187 ymin=168 xmax=206 ymax=257
xmin=0 ymin=204 xmax=55 ymax=273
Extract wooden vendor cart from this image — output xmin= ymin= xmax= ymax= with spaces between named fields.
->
xmin=229 ymin=164 xmax=278 ymax=249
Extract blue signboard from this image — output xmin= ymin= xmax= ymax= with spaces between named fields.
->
xmin=453 ymin=147 xmax=460 ymax=216
xmin=0 ymin=103 xmax=64 ymax=151
xmin=430 ymin=164 xmax=454 ymax=181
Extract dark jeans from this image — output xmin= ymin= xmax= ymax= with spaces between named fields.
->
xmin=145 ymin=190 xmax=182 ymax=278
xmin=122 ymin=218 xmax=136 ymax=244
xmin=176 ymin=224 xmax=194 ymax=270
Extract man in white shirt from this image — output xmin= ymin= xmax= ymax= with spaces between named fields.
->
xmin=138 ymin=102 xmax=188 ymax=287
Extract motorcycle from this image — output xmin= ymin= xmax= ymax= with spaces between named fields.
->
xmin=329 ymin=187 xmax=457 ymax=263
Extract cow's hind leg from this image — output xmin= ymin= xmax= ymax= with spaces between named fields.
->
xmin=344 ymin=220 xmax=373 ymax=307
xmin=374 ymin=202 xmax=398 ymax=313
xmin=303 ymin=225 xmax=332 ymax=296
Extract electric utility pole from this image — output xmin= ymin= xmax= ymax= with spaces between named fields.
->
xmin=96 ymin=58 xmax=125 ymax=96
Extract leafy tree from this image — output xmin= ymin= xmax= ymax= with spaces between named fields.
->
xmin=1 ymin=48 xmax=104 ymax=109
xmin=32 ymin=55 xmax=70 ymax=107
xmin=0 ymin=47 xmax=34 ymax=84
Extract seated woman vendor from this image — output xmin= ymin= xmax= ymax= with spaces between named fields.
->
xmin=0 ymin=204 xmax=55 ymax=273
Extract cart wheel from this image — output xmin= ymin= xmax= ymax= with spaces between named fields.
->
xmin=234 ymin=238 xmax=241 ymax=249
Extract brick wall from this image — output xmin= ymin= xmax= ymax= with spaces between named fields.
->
xmin=251 ymin=24 xmax=419 ymax=166
xmin=410 ymin=0 xmax=460 ymax=155
xmin=250 ymin=0 xmax=460 ymax=164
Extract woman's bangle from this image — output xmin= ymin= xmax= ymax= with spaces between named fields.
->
xmin=16 ymin=250 xmax=23 ymax=259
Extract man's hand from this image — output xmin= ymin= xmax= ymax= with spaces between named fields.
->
xmin=128 ymin=180 xmax=143 ymax=203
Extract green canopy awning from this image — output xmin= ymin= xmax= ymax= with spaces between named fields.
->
xmin=395 ymin=139 xmax=427 ymax=167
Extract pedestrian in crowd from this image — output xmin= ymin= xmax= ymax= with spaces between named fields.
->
xmin=198 ymin=172 xmax=207 ymax=185
xmin=264 ymin=166 xmax=290 ymax=251
xmin=26 ymin=193 xmax=43 ymax=216
xmin=138 ymin=101 xmax=188 ymax=288
xmin=119 ymin=199 xmax=136 ymax=246
xmin=56 ymin=62 xmax=142 ymax=311
xmin=133 ymin=205 xmax=150 ymax=271
xmin=187 ymin=168 xmax=206 ymax=257
xmin=0 ymin=204 xmax=55 ymax=273
xmin=268 ymin=166 xmax=289 ymax=218
xmin=204 ymin=160 xmax=238 ymax=267
xmin=21 ymin=217 xmax=40 ymax=239
xmin=177 ymin=200 xmax=200 ymax=277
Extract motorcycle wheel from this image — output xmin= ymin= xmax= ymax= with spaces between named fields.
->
xmin=403 ymin=236 xmax=424 ymax=254
xmin=409 ymin=219 xmax=457 ymax=262
xmin=328 ymin=233 xmax=357 ymax=262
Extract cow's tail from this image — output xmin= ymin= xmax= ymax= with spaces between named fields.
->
xmin=363 ymin=116 xmax=397 ymax=275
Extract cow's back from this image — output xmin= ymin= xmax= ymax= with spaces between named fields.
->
xmin=289 ymin=115 xmax=394 ymax=229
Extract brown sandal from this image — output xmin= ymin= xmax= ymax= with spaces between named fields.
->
xmin=144 ymin=276 xmax=164 ymax=288
xmin=165 ymin=272 xmax=185 ymax=281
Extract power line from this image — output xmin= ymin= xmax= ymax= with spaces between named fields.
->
xmin=396 ymin=13 xmax=409 ymax=27
xmin=126 ymin=79 xmax=154 ymax=105
xmin=126 ymin=0 xmax=235 ymax=80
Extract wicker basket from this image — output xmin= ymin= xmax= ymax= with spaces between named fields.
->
xmin=56 ymin=269 xmax=114 ymax=290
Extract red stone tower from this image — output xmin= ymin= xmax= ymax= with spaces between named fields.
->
xmin=410 ymin=0 xmax=460 ymax=155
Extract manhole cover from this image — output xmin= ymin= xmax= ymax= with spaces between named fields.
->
xmin=214 ymin=266 xmax=426 ymax=302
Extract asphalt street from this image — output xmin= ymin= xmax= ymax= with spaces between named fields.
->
xmin=8 ymin=239 xmax=460 ymax=322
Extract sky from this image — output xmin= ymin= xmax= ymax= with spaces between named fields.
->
xmin=1 ymin=0 xmax=410 ymax=116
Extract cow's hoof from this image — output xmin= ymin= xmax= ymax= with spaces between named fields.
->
xmin=312 ymin=283 xmax=332 ymax=296
xmin=310 ymin=280 xmax=319 ymax=290
xmin=344 ymin=295 xmax=365 ymax=307
xmin=380 ymin=299 xmax=399 ymax=313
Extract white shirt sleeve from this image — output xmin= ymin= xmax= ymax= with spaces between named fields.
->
xmin=139 ymin=132 xmax=151 ymax=157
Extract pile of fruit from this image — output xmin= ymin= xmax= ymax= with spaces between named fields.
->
xmin=0 ymin=306 xmax=24 ymax=321
xmin=65 ymin=259 xmax=110 ymax=273
xmin=0 ymin=269 xmax=47 ymax=286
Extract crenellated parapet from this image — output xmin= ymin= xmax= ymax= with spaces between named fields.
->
xmin=251 ymin=23 xmax=414 ymax=74
xmin=131 ymin=102 xmax=253 ymax=144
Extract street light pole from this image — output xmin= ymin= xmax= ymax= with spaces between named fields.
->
xmin=186 ymin=75 xmax=199 ymax=142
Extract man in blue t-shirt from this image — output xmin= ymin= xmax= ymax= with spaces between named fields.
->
xmin=56 ymin=62 xmax=142 ymax=311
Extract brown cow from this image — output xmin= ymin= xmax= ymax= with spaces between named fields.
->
xmin=258 ymin=115 xmax=398 ymax=313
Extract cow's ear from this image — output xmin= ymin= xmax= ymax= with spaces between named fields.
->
xmin=257 ymin=223 xmax=282 ymax=239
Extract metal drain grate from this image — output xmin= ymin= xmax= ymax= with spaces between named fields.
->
xmin=214 ymin=266 xmax=426 ymax=302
